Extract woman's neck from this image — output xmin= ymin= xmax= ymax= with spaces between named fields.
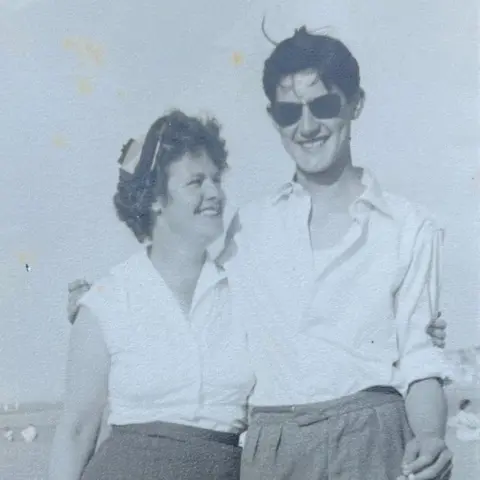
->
xmin=148 ymin=234 xmax=207 ymax=279
xmin=147 ymin=234 xmax=207 ymax=315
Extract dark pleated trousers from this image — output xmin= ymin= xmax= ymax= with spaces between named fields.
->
xmin=241 ymin=387 xmax=414 ymax=480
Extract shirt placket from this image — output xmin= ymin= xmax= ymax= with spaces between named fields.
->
xmin=152 ymin=290 xmax=200 ymax=419
xmin=304 ymin=204 xmax=371 ymax=317
xmin=185 ymin=303 xmax=205 ymax=421
xmin=188 ymin=271 xmax=222 ymax=420
xmin=281 ymin=191 xmax=316 ymax=311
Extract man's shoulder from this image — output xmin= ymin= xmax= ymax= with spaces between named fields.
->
xmin=383 ymin=191 xmax=442 ymax=231
xmin=236 ymin=192 xmax=277 ymax=214
xmin=382 ymin=192 xmax=444 ymax=256
xmin=217 ymin=192 xmax=280 ymax=267
xmin=235 ymin=188 xmax=284 ymax=225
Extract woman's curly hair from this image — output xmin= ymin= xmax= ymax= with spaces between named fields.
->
xmin=113 ymin=110 xmax=228 ymax=243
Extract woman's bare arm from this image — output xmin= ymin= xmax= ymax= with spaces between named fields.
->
xmin=48 ymin=306 xmax=109 ymax=480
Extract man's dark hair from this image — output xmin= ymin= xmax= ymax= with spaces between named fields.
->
xmin=113 ymin=110 xmax=228 ymax=243
xmin=262 ymin=26 xmax=360 ymax=103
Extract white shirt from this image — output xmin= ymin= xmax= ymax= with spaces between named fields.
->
xmin=223 ymin=169 xmax=449 ymax=406
xmin=79 ymin=250 xmax=255 ymax=432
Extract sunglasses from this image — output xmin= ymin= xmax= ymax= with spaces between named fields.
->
xmin=268 ymin=93 xmax=342 ymax=127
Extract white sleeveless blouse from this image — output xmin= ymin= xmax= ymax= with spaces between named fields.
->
xmin=79 ymin=250 xmax=255 ymax=433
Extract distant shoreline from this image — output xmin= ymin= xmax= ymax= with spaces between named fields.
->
xmin=0 ymin=402 xmax=63 ymax=416
xmin=0 ymin=404 xmax=63 ymax=429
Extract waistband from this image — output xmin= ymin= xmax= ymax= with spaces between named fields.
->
xmin=111 ymin=421 xmax=240 ymax=446
xmin=249 ymin=386 xmax=403 ymax=427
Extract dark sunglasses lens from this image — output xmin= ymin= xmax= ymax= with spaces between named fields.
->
xmin=271 ymin=103 xmax=302 ymax=127
xmin=310 ymin=94 xmax=342 ymax=119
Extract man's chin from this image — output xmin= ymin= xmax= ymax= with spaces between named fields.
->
xmin=288 ymin=147 xmax=331 ymax=172
xmin=295 ymin=158 xmax=334 ymax=175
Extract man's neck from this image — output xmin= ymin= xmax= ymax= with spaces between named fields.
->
xmin=295 ymin=152 xmax=364 ymax=216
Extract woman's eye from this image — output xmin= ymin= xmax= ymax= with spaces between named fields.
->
xmin=188 ymin=179 xmax=202 ymax=186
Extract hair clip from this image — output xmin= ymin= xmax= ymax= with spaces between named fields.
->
xmin=118 ymin=135 xmax=146 ymax=174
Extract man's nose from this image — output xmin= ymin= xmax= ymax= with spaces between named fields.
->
xmin=298 ymin=105 xmax=320 ymax=138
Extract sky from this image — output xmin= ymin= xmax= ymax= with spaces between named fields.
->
xmin=0 ymin=0 xmax=478 ymax=403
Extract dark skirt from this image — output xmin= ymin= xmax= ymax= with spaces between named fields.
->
xmin=81 ymin=421 xmax=241 ymax=480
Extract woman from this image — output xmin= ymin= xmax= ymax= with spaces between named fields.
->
xmin=49 ymin=110 xmax=256 ymax=480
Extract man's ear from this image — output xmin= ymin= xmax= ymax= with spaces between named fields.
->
xmin=266 ymin=105 xmax=273 ymax=121
xmin=352 ymin=88 xmax=365 ymax=120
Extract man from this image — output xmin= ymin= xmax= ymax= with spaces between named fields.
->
xmin=219 ymin=27 xmax=452 ymax=479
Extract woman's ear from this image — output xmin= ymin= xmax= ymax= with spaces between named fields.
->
xmin=151 ymin=199 xmax=163 ymax=215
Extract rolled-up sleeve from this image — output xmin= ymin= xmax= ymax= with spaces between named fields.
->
xmin=394 ymin=219 xmax=451 ymax=395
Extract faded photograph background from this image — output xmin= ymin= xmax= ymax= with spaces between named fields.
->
xmin=0 ymin=0 xmax=478 ymax=478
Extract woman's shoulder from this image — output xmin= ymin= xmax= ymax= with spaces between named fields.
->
xmin=80 ymin=250 xmax=147 ymax=307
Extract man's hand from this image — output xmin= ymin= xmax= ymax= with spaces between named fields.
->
xmin=397 ymin=436 xmax=453 ymax=480
xmin=425 ymin=312 xmax=447 ymax=348
xmin=67 ymin=279 xmax=91 ymax=324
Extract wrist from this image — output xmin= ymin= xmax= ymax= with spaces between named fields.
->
xmin=413 ymin=431 xmax=446 ymax=442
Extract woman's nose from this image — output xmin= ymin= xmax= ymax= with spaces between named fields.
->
xmin=202 ymin=179 xmax=221 ymax=199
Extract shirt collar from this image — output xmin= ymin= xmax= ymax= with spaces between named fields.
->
xmin=191 ymin=254 xmax=227 ymax=312
xmin=138 ymin=248 xmax=226 ymax=289
xmin=271 ymin=167 xmax=393 ymax=218
xmin=201 ymin=253 xmax=228 ymax=284
xmin=358 ymin=169 xmax=393 ymax=217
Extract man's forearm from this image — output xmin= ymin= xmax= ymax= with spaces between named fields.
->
xmin=405 ymin=377 xmax=448 ymax=439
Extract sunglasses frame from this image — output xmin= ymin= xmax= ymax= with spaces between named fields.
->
xmin=268 ymin=93 xmax=343 ymax=127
